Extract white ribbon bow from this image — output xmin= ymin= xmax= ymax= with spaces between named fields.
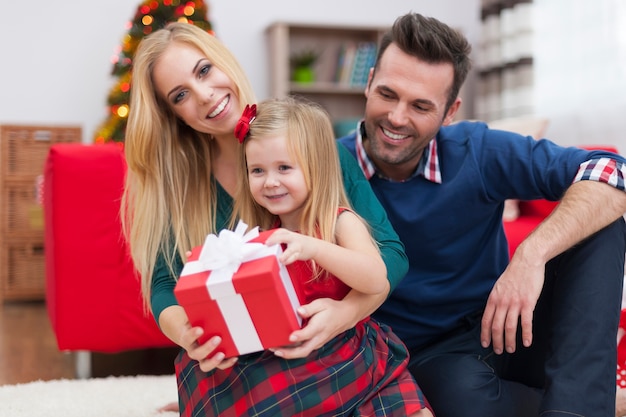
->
xmin=182 ymin=220 xmax=269 ymax=297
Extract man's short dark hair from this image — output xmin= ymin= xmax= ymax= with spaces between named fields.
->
xmin=374 ymin=13 xmax=472 ymax=111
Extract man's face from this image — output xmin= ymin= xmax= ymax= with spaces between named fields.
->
xmin=363 ymin=43 xmax=460 ymax=181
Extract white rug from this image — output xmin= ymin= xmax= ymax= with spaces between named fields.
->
xmin=0 ymin=374 xmax=178 ymax=417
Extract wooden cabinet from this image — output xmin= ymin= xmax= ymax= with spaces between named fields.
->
xmin=266 ymin=22 xmax=388 ymax=128
xmin=0 ymin=125 xmax=81 ymax=301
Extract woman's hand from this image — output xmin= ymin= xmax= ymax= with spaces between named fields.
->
xmin=176 ymin=251 xmax=238 ymax=371
xmin=159 ymin=305 xmax=238 ymax=372
xmin=179 ymin=325 xmax=239 ymax=371
xmin=271 ymin=297 xmax=358 ymax=359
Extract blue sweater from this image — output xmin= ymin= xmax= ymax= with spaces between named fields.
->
xmin=339 ymin=120 xmax=625 ymax=351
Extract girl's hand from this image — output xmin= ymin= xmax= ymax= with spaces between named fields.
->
xmin=179 ymin=325 xmax=238 ymax=371
xmin=265 ymin=228 xmax=317 ymax=265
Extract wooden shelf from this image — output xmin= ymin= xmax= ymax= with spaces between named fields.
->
xmin=266 ymin=22 xmax=387 ymax=122
xmin=289 ymin=81 xmax=367 ymax=94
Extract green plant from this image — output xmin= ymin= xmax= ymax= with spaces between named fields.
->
xmin=290 ymin=49 xmax=319 ymax=68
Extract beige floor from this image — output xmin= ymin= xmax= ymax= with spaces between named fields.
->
xmin=0 ymin=301 xmax=178 ymax=385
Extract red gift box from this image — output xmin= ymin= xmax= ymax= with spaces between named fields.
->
xmin=174 ymin=222 xmax=302 ymax=358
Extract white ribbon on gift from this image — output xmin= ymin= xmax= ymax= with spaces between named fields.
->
xmin=182 ymin=220 xmax=280 ymax=354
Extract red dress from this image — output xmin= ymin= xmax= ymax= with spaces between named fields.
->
xmin=175 ymin=214 xmax=428 ymax=416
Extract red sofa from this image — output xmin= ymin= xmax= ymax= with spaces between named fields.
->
xmin=503 ymin=199 xmax=558 ymax=257
xmin=44 ymin=143 xmax=175 ymax=357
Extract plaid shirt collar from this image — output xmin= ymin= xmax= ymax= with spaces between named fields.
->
xmin=355 ymin=121 xmax=442 ymax=183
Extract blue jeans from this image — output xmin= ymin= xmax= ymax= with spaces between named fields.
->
xmin=409 ymin=218 xmax=626 ymax=417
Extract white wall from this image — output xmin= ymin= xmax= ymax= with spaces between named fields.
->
xmin=533 ymin=0 xmax=626 ymax=151
xmin=0 ymin=0 xmax=480 ymax=143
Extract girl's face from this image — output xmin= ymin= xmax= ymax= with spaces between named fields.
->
xmin=245 ymin=134 xmax=309 ymax=230
xmin=152 ymin=41 xmax=241 ymax=138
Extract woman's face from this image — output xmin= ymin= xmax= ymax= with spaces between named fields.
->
xmin=152 ymin=41 xmax=241 ymax=138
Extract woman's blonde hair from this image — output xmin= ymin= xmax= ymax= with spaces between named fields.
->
xmin=233 ymin=97 xmax=353 ymax=271
xmin=121 ymin=22 xmax=256 ymax=309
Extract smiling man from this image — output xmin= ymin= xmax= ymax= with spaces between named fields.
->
xmin=339 ymin=12 xmax=626 ymax=417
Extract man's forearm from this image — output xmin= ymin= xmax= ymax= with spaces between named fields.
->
xmin=515 ymin=180 xmax=626 ymax=264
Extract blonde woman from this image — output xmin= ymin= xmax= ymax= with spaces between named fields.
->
xmin=122 ymin=23 xmax=409 ymax=416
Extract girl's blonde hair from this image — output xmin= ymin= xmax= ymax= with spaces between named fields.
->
xmin=233 ymin=97 xmax=353 ymax=259
xmin=121 ymin=22 xmax=256 ymax=309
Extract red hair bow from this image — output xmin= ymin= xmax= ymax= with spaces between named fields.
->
xmin=234 ymin=104 xmax=257 ymax=143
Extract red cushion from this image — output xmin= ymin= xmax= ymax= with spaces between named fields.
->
xmin=580 ymin=145 xmax=618 ymax=153
xmin=44 ymin=143 xmax=174 ymax=352
xmin=503 ymin=216 xmax=542 ymax=258
xmin=518 ymin=199 xmax=558 ymax=219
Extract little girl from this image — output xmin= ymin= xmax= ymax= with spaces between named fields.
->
xmin=182 ymin=96 xmax=432 ymax=416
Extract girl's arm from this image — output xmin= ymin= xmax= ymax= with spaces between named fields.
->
xmin=265 ymin=211 xmax=387 ymax=295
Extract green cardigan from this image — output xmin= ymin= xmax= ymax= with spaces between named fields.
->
xmin=150 ymin=143 xmax=408 ymax=322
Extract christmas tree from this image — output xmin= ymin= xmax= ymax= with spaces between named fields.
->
xmin=94 ymin=0 xmax=213 ymax=143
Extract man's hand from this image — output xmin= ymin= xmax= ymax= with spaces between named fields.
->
xmin=480 ymin=256 xmax=545 ymax=354
xmin=482 ymin=181 xmax=626 ymax=354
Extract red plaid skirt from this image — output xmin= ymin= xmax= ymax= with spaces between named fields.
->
xmin=175 ymin=317 xmax=427 ymax=416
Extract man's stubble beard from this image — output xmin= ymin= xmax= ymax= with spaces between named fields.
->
xmin=365 ymin=123 xmax=424 ymax=168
